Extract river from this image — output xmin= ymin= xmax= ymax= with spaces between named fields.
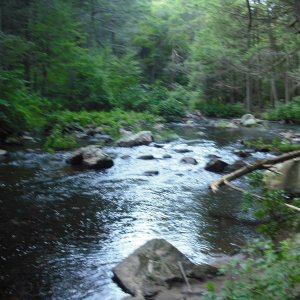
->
xmin=0 ymin=121 xmax=295 ymax=299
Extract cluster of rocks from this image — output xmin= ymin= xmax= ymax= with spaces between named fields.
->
xmin=4 ymin=133 xmax=35 ymax=145
xmin=279 ymin=131 xmax=300 ymax=144
xmin=66 ymin=129 xmax=252 ymax=174
xmin=66 ymin=145 xmax=114 ymax=170
xmin=66 ymin=131 xmax=154 ymax=170
xmin=63 ymin=123 xmax=113 ymax=144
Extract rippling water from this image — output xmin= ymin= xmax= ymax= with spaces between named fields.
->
xmin=0 ymin=122 xmax=288 ymax=299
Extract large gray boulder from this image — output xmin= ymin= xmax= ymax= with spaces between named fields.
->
xmin=264 ymin=158 xmax=300 ymax=196
xmin=66 ymin=145 xmax=113 ymax=170
xmin=113 ymin=239 xmax=218 ymax=299
xmin=117 ymin=131 xmax=153 ymax=147
xmin=240 ymin=114 xmax=257 ymax=127
xmin=113 ymin=239 xmax=195 ymax=298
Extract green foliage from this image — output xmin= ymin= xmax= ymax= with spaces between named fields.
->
xmin=243 ymin=171 xmax=300 ymax=239
xmin=194 ymin=100 xmax=246 ymax=118
xmin=247 ymin=171 xmax=264 ymax=188
xmin=155 ymin=99 xmax=186 ymax=121
xmin=204 ymin=238 xmax=300 ymax=300
xmin=47 ymin=109 xmax=160 ymax=138
xmin=254 ymin=190 xmax=300 ymax=238
xmin=0 ymin=70 xmax=55 ymax=137
xmin=44 ymin=125 xmax=77 ymax=152
xmin=244 ymin=137 xmax=300 ymax=153
xmin=266 ymin=97 xmax=300 ymax=124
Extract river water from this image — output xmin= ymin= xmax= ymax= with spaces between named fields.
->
xmin=0 ymin=121 xmax=294 ymax=299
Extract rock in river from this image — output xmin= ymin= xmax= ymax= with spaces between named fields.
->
xmin=181 ymin=156 xmax=198 ymax=165
xmin=113 ymin=239 xmax=218 ymax=299
xmin=205 ymin=158 xmax=228 ymax=173
xmin=117 ymin=131 xmax=153 ymax=147
xmin=66 ymin=145 xmax=113 ymax=170
xmin=0 ymin=149 xmax=8 ymax=156
xmin=138 ymin=155 xmax=155 ymax=160
xmin=144 ymin=170 xmax=159 ymax=176
xmin=240 ymin=114 xmax=257 ymax=127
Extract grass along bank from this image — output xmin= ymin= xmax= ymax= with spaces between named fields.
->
xmin=44 ymin=110 xmax=163 ymax=151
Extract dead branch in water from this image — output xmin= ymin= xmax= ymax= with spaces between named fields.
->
xmin=210 ymin=150 xmax=300 ymax=213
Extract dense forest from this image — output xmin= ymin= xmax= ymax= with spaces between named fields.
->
xmin=1 ymin=0 xmax=300 ymax=141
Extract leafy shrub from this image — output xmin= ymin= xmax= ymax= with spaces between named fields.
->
xmin=46 ymin=109 xmax=160 ymax=138
xmin=44 ymin=109 xmax=162 ymax=151
xmin=266 ymin=96 xmax=300 ymax=124
xmin=44 ymin=125 xmax=77 ymax=152
xmin=204 ymin=238 xmax=300 ymax=300
xmin=0 ymin=70 xmax=55 ymax=137
xmin=194 ymin=100 xmax=246 ymax=118
xmin=155 ymin=98 xmax=186 ymax=121
xmin=167 ymin=85 xmax=194 ymax=106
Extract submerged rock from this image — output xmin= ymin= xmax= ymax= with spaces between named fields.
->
xmin=173 ymin=145 xmax=192 ymax=153
xmin=181 ymin=157 xmax=198 ymax=165
xmin=66 ymin=145 xmax=113 ymax=170
xmin=144 ymin=170 xmax=159 ymax=176
xmin=240 ymin=114 xmax=257 ymax=127
xmin=152 ymin=143 xmax=165 ymax=148
xmin=117 ymin=131 xmax=153 ymax=147
xmin=138 ymin=155 xmax=155 ymax=160
xmin=264 ymin=158 xmax=300 ymax=196
xmin=225 ymin=160 xmax=247 ymax=173
xmin=205 ymin=159 xmax=228 ymax=173
xmin=214 ymin=121 xmax=237 ymax=129
xmin=233 ymin=149 xmax=252 ymax=158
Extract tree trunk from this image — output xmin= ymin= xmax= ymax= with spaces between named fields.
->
xmin=270 ymin=77 xmax=279 ymax=107
xmin=41 ymin=64 xmax=47 ymax=96
xmin=245 ymin=0 xmax=253 ymax=112
xmin=285 ymin=73 xmax=290 ymax=103
xmin=295 ymin=0 xmax=300 ymax=23
xmin=23 ymin=0 xmax=32 ymax=86
xmin=245 ymin=73 xmax=252 ymax=111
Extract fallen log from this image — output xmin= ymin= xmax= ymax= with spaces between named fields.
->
xmin=210 ymin=150 xmax=300 ymax=213
xmin=210 ymin=150 xmax=300 ymax=192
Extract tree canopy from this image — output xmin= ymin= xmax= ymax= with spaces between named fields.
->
xmin=1 ymin=0 xmax=300 ymax=135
